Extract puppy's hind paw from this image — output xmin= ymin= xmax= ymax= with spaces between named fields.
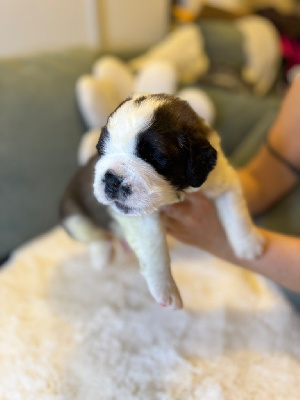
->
xmin=89 ymin=241 xmax=114 ymax=271
xmin=233 ymin=229 xmax=265 ymax=260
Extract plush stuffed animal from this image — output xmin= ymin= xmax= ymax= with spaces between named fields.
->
xmin=129 ymin=19 xmax=280 ymax=96
xmin=76 ymin=18 xmax=280 ymax=137
xmin=235 ymin=15 xmax=281 ymax=95
xmin=76 ymin=54 xmax=215 ymax=131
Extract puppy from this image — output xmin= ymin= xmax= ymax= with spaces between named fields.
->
xmin=60 ymin=93 xmax=264 ymax=310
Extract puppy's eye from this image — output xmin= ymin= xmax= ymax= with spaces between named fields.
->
xmin=153 ymin=151 xmax=169 ymax=169
xmin=143 ymin=149 xmax=169 ymax=171
xmin=96 ymin=126 xmax=109 ymax=156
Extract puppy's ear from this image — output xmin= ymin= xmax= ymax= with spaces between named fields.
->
xmin=170 ymin=96 xmax=217 ymax=188
xmin=186 ymin=137 xmax=217 ymax=187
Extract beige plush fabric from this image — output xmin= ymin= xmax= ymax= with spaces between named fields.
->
xmin=130 ymin=24 xmax=209 ymax=84
xmin=1 ymin=227 xmax=300 ymax=399
xmin=235 ymin=15 xmax=281 ymax=96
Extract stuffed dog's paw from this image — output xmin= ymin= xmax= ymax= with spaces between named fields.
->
xmin=93 ymin=56 xmax=134 ymax=101
xmin=232 ymin=229 xmax=265 ymax=260
xmin=76 ymin=75 xmax=121 ymax=129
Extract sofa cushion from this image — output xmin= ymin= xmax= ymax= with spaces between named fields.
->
xmin=0 ymin=48 xmax=99 ymax=256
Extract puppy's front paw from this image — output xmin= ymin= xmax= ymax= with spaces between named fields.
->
xmin=148 ymin=279 xmax=183 ymax=310
xmin=233 ymin=229 xmax=265 ymax=260
xmin=157 ymin=286 xmax=183 ymax=310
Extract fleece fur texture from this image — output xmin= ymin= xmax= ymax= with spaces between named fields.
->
xmin=1 ymin=227 xmax=300 ymax=399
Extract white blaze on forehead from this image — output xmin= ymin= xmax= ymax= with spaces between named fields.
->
xmin=105 ymin=95 xmax=164 ymax=155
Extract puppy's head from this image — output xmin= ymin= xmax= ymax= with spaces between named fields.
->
xmin=93 ymin=93 xmax=217 ymax=216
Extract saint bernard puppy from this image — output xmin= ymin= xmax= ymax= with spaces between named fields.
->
xmin=60 ymin=93 xmax=264 ymax=310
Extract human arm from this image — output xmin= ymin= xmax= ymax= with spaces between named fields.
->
xmin=239 ymin=77 xmax=300 ymax=215
xmin=162 ymin=192 xmax=300 ymax=293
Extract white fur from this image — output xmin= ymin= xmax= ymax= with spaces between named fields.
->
xmin=89 ymin=240 xmax=114 ymax=271
xmin=113 ymin=211 xmax=182 ymax=309
xmin=63 ymin=214 xmax=114 ymax=270
xmin=215 ymin=190 xmax=265 ymax=260
xmin=201 ymin=136 xmax=264 ymax=260
xmin=94 ymin=153 xmax=180 ymax=216
xmin=63 ymin=214 xmax=106 ymax=243
xmin=105 ymin=95 xmax=160 ymax=155
xmin=93 ymin=94 xmax=183 ymax=216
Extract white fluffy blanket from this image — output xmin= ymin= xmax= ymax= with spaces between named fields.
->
xmin=1 ymin=227 xmax=300 ymax=399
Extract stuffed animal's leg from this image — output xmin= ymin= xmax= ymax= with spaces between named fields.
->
xmin=177 ymin=88 xmax=216 ymax=125
xmin=115 ymin=212 xmax=183 ymax=309
xmin=214 ymin=185 xmax=265 ymax=260
xmin=134 ymin=61 xmax=178 ymax=95
xmin=129 ymin=24 xmax=209 ymax=84
xmin=76 ymin=75 xmax=121 ymax=129
xmin=92 ymin=56 xmax=134 ymax=101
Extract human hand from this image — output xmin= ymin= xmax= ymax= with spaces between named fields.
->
xmin=161 ymin=191 xmax=300 ymax=293
xmin=161 ymin=192 xmax=232 ymax=258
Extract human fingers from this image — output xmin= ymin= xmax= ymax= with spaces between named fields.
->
xmin=161 ymin=191 xmax=211 ymax=221
xmin=163 ymin=212 xmax=196 ymax=246
xmin=161 ymin=200 xmax=191 ymax=220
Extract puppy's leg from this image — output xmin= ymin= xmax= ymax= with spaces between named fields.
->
xmin=63 ymin=214 xmax=114 ymax=270
xmin=115 ymin=212 xmax=183 ymax=310
xmin=214 ymin=184 xmax=265 ymax=260
xmin=89 ymin=240 xmax=114 ymax=271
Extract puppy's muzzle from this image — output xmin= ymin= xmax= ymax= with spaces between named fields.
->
xmin=103 ymin=170 xmax=132 ymax=200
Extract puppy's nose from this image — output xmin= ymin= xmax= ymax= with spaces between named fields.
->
xmin=104 ymin=170 xmax=123 ymax=199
